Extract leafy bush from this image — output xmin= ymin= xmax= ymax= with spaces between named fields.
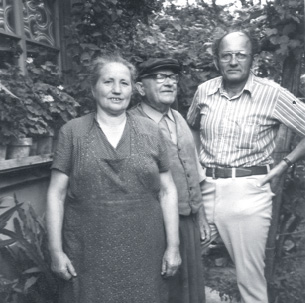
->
xmin=0 ymin=64 xmax=79 ymax=143
xmin=269 ymin=244 xmax=305 ymax=303
xmin=0 ymin=195 xmax=58 ymax=303
xmin=268 ymin=147 xmax=305 ymax=303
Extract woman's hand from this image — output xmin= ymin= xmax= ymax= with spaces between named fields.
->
xmin=46 ymin=171 xmax=74 ymax=280
xmin=51 ymin=251 xmax=77 ymax=280
xmin=161 ymin=246 xmax=181 ymax=278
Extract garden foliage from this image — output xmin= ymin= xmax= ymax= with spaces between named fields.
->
xmin=0 ymin=195 xmax=58 ymax=303
xmin=0 ymin=63 xmax=79 ymax=143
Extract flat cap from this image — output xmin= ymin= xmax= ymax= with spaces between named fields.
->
xmin=138 ymin=58 xmax=180 ymax=79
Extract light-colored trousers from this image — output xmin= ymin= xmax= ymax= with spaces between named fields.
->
xmin=201 ymin=175 xmax=274 ymax=303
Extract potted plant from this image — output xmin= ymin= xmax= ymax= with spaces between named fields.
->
xmin=0 ymin=64 xmax=80 ymax=159
xmin=0 ymin=78 xmax=33 ymax=160
xmin=32 ymin=81 xmax=80 ymax=154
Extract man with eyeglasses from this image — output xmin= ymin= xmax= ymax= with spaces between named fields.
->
xmin=129 ymin=58 xmax=210 ymax=303
xmin=187 ymin=30 xmax=305 ymax=302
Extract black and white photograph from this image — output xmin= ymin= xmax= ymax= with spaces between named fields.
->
xmin=0 ymin=1 xmax=304 ymax=302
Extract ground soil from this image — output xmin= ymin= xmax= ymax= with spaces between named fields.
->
xmin=202 ymin=242 xmax=240 ymax=302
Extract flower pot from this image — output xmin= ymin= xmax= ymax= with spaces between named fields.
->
xmin=7 ymin=138 xmax=33 ymax=159
xmin=36 ymin=136 xmax=53 ymax=155
xmin=0 ymin=145 xmax=7 ymax=160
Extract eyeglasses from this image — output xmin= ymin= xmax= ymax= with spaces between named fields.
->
xmin=219 ymin=52 xmax=250 ymax=63
xmin=142 ymin=73 xmax=179 ymax=84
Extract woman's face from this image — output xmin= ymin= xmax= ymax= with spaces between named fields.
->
xmin=92 ymin=62 xmax=133 ymax=116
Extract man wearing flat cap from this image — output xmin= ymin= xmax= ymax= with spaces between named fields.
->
xmin=129 ymin=58 xmax=210 ymax=303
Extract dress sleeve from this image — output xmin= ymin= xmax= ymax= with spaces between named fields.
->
xmin=186 ymin=89 xmax=201 ymax=130
xmin=51 ymin=124 xmax=73 ymax=176
xmin=157 ymin=128 xmax=170 ymax=173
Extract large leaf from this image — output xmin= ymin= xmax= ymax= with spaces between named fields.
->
xmin=0 ymin=203 xmax=23 ymax=230
xmin=24 ymin=276 xmax=38 ymax=292
xmin=23 ymin=267 xmax=41 ymax=274
xmin=0 ymin=196 xmax=15 ymax=206
xmin=265 ymin=28 xmax=278 ymax=36
xmin=0 ymin=238 xmax=16 ymax=247
xmin=13 ymin=217 xmax=24 ymax=238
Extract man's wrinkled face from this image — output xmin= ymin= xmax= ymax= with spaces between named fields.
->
xmin=136 ymin=69 xmax=178 ymax=110
xmin=215 ymin=32 xmax=253 ymax=87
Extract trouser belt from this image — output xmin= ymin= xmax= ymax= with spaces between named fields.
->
xmin=205 ymin=165 xmax=272 ymax=179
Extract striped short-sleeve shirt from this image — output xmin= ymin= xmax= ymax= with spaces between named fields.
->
xmin=187 ymin=73 xmax=305 ymax=167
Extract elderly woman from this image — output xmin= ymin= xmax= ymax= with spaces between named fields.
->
xmin=46 ymin=55 xmax=181 ymax=303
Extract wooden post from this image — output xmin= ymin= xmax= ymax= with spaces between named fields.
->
xmin=265 ymin=50 xmax=302 ymax=282
xmin=59 ymin=0 xmax=73 ymax=78
xmin=13 ymin=0 xmax=27 ymax=75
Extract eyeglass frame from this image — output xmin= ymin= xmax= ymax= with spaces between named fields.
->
xmin=139 ymin=73 xmax=180 ymax=83
xmin=218 ymin=52 xmax=251 ymax=63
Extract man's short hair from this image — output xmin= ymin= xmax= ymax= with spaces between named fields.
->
xmin=212 ymin=28 xmax=260 ymax=59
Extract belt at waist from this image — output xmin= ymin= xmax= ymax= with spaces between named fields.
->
xmin=205 ymin=165 xmax=272 ymax=179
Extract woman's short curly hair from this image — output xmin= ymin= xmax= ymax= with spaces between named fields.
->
xmin=89 ymin=54 xmax=137 ymax=89
xmin=212 ymin=28 xmax=260 ymax=59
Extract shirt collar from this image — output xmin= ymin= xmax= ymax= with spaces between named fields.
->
xmin=207 ymin=77 xmax=223 ymax=95
xmin=243 ymin=73 xmax=254 ymax=94
xmin=141 ymin=102 xmax=175 ymax=123
xmin=208 ymin=73 xmax=255 ymax=97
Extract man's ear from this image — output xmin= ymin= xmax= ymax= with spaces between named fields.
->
xmin=135 ymin=82 xmax=145 ymax=96
xmin=213 ymin=56 xmax=219 ymax=71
